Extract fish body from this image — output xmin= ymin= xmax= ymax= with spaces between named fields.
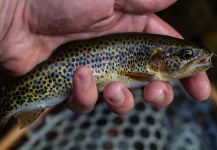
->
xmin=0 ymin=33 xmax=213 ymax=130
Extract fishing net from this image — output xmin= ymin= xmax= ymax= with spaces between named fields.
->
xmin=10 ymin=81 xmax=217 ymax=150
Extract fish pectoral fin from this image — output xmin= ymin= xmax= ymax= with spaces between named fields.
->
xmin=121 ymin=71 xmax=154 ymax=82
xmin=14 ymin=109 xmax=44 ymax=129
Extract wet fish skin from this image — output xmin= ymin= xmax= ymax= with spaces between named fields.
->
xmin=0 ymin=33 xmax=213 ymax=130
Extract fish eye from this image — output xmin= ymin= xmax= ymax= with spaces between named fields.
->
xmin=180 ymin=49 xmax=194 ymax=60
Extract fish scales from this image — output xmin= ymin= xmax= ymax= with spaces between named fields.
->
xmin=0 ymin=33 xmax=213 ymax=130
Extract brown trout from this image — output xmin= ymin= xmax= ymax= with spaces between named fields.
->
xmin=0 ymin=33 xmax=213 ymax=131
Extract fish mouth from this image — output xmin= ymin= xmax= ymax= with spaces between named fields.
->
xmin=195 ymin=52 xmax=213 ymax=67
xmin=183 ymin=54 xmax=213 ymax=77
xmin=198 ymin=56 xmax=212 ymax=64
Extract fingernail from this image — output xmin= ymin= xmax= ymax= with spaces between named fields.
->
xmin=109 ymin=87 xmax=125 ymax=105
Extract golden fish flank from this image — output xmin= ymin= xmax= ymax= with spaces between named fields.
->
xmin=0 ymin=33 xmax=213 ymax=131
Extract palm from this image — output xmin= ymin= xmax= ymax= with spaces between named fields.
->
xmin=0 ymin=0 xmax=178 ymax=76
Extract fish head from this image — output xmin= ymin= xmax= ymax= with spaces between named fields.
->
xmin=148 ymin=43 xmax=213 ymax=81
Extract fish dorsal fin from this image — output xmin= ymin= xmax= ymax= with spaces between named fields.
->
xmin=14 ymin=109 xmax=44 ymax=129
xmin=121 ymin=71 xmax=154 ymax=82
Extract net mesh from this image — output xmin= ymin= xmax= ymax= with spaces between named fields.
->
xmin=11 ymin=81 xmax=217 ymax=150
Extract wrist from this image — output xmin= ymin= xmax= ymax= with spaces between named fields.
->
xmin=0 ymin=0 xmax=19 ymax=42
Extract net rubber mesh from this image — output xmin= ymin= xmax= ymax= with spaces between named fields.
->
xmin=12 ymin=81 xmax=217 ymax=150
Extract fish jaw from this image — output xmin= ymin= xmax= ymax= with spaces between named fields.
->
xmin=178 ymin=54 xmax=213 ymax=78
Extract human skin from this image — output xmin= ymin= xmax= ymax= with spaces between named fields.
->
xmin=0 ymin=0 xmax=211 ymax=114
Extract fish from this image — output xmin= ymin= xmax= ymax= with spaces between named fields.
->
xmin=0 ymin=33 xmax=213 ymax=131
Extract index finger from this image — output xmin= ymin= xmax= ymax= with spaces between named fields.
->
xmin=180 ymin=72 xmax=211 ymax=101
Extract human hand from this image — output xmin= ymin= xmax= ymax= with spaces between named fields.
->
xmin=0 ymin=0 xmax=210 ymax=114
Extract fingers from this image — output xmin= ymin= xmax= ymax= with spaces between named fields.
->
xmin=66 ymin=67 xmax=135 ymax=115
xmin=180 ymin=72 xmax=211 ymax=101
xmin=115 ymin=0 xmax=177 ymax=13
xmin=96 ymin=12 xmax=182 ymax=40
xmin=65 ymin=66 xmax=98 ymax=114
xmin=144 ymin=13 xmax=182 ymax=38
xmin=143 ymin=82 xmax=174 ymax=109
xmin=103 ymin=82 xmax=134 ymax=115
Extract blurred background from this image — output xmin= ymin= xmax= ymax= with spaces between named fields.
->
xmin=0 ymin=0 xmax=217 ymax=150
